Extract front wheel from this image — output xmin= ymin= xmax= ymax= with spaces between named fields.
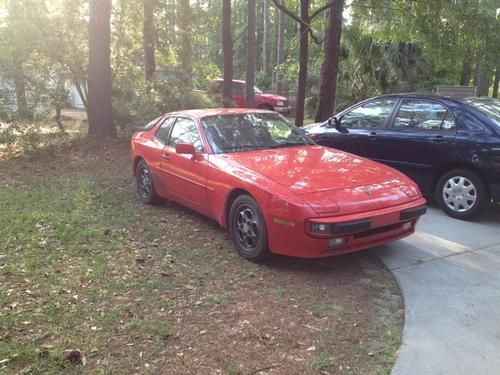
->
xmin=136 ymin=160 xmax=160 ymax=205
xmin=435 ymin=169 xmax=487 ymax=220
xmin=229 ymin=195 xmax=270 ymax=261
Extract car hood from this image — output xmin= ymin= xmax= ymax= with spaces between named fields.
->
xmin=258 ymin=93 xmax=288 ymax=102
xmin=221 ymin=146 xmax=420 ymax=214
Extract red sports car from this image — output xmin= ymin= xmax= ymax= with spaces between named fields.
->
xmin=131 ymin=109 xmax=427 ymax=261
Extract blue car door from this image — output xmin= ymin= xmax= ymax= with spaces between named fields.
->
xmin=376 ymin=98 xmax=457 ymax=193
xmin=322 ymin=98 xmax=398 ymax=159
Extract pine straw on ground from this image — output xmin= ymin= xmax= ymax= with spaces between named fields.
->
xmin=0 ymin=139 xmax=403 ymax=374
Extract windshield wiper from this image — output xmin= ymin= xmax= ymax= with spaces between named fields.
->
xmin=268 ymin=141 xmax=307 ymax=149
xmin=220 ymin=145 xmax=268 ymax=152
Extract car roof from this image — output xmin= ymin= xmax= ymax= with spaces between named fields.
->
xmin=375 ymin=92 xmax=468 ymax=105
xmin=213 ymin=78 xmax=246 ymax=84
xmin=165 ymin=108 xmax=273 ymax=118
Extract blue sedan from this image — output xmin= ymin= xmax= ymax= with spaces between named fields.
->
xmin=306 ymin=94 xmax=500 ymax=220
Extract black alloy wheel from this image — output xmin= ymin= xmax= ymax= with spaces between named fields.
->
xmin=136 ymin=160 xmax=159 ymax=204
xmin=229 ymin=194 xmax=270 ymax=261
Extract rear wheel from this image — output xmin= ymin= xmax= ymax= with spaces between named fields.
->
xmin=435 ymin=169 xmax=487 ymax=220
xmin=229 ymin=195 xmax=270 ymax=261
xmin=136 ymin=160 xmax=160 ymax=204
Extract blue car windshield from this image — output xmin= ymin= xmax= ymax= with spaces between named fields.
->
xmin=462 ymin=98 xmax=500 ymax=127
xmin=201 ymin=113 xmax=314 ymax=154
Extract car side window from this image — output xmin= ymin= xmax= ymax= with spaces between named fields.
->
xmin=441 ymin=111 xmax=456 ymax=131
xmin=341 ymin=99 xmax=396 ymax=129
xmin=232 ymin=83 xmax=245 ymax=96
xmin=168 ymin=117 xmax=204 ymax=152
xmin=154 ymin=117 xmax=175 ymax=144
xmin=393 ymin=100 xmax=455 ymax=131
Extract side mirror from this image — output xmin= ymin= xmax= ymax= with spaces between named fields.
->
xmin=175 ymin=143 xmax=196 ymax=159
xmin=328 ymin=115 xmax=348 ymax=134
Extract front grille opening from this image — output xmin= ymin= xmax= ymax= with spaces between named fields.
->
xmin=353 ymin=222 xmax=402 ymax=239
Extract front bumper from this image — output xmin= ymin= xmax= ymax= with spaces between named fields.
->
xmin=266 ymin=198 xmax=427 ymax=258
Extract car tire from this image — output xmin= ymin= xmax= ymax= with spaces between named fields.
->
xmin=136 ymin=160 xmax=160 ymax=205
xmin=435 ymin=169 xmax=487 ymax=220
xmin=229 ymin=194 xmax=270 ymax=261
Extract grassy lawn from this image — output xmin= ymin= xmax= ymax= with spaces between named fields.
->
xmin=0 ymin=138 xmax=403 ymax=374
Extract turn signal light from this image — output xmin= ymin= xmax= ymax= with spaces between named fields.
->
xmin=328 ymin=237 xmax=346 ymax=248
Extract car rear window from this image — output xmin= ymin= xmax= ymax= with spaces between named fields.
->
xmin=462 ymin=98 xmax=500 ymax=127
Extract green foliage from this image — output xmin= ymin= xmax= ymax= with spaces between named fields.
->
xmin=112 ymin=75 xmax=216 ymax=133
xmin=0 ymin=121 xmax=70 ymax=154
xmin=0 ymin=0 xmax=498 ymax=135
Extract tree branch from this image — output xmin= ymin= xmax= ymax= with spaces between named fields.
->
xmin=271 ymin=0 xmax=339 ymax=45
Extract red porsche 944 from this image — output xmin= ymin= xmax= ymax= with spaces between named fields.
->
xmin=131 ymin=109 xmax=427 ymax=261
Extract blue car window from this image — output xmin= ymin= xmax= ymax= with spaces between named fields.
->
xmin=441 ymin=111 xmax=456 ymax=131
xmin=341 ymin=99 xmax=396 ymax=129
xmin=394 ymin=100 xmax=454 ymax=131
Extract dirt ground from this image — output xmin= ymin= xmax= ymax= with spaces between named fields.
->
xmin=0 ymin=137 xmax=404 ymax=374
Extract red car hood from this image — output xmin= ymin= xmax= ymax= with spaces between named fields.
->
xmin=221 ymin=146 xmax=420 ymax=214
xmin=258 ymin=93 xmax=288 ymax=102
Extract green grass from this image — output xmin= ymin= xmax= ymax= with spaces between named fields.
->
xmin=0 ymin=140 xmax=404 ymax=374
xmin=0 ymin=173 xmax=170 ymax=373
xmin=310 ymin=352 xmax=336 ymax=371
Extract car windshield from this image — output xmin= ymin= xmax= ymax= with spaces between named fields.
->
xmin=201 ymin=113 xmax=314 ymax=154
xmin=462 ymin=98 xmax=500 ymax=127
xmin=254 ymin=86 xmax=263 ymax=94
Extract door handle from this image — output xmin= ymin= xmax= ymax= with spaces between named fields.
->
xmin=162 ymin=154 xmax=171 ymax=160
xmin=368 ymin=131 xmax=377 ymax=140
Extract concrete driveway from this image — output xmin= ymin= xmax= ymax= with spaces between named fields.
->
xmin=374 ymin=205 xmax=500 ymax=375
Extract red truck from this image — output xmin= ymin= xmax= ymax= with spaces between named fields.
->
xmin=207 ymin=79 xmax=291 ymax=116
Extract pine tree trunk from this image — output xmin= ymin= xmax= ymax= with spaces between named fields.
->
xmin=263 ymin=0 xmax=270 ymax=79
xmin=315 ymin=0 xmax=344 ymax=122
xmin=460 ymin=58 xmax=472 ymax=86
xmin=295 ymin=0 xmax=309 ymax=127
xmin=143 ymin=0 xmax=156 ymax=82
xmin=476 ymin=62 xmax=491 ymax=97
xmin=222 ymin=0 xmax=233 ymax=107
xmin=179 ymin=0 xmax=192 ymax=80
xmin=88 ymin=0 xmax=116 ymax=138
xmin=246 ymin=0 xmax=256 ymax=108
xmin=14 ymin=74 xmax=30 ymax=119
xmin=493 ymin=66 xmax=499 ymax=99
xmin=275 ymin=0 xmax=285 ymax=95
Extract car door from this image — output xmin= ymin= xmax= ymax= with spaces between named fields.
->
xmin=232 ymin=82 xmax=246 ymax=107
xmin=160 ymin=116 xmax=209 ymax=210
xmin=323 ymin=98 xmax=398 ymax=159
xmin=377 ymin=99 xmax=457 ymax=192
xmin=147 ymin=116 xmax=175 ymax=196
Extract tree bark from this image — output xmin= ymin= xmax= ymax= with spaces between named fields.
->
xmin=143 ymin=0 xmax=156 ymax=82
xmin=222 ymin=0 xmax=233 ymax=107
xmin=14 ymin=74 xmax=29 ymax=119
xmin=295 ymin=0 xmax=309 ymax=127
xmin=460 ymin=58 xmax=472 ymax=86
xmin=475 ymin=61 xmax=491 ymax=97
xmin=315 ymin=0 xmax=344 ymax=122
xmin=262 ymin=0 xmax=270 ymax=78
xmin=178 ymin=0 xmax=192 ymax=80
xmin=88 ymin=0 xmax=116 ymax=138
xmin=246 ymin=0 xmax=256 ymax=108
xmin=275 ymin=0 xmax=286 ymax=95
xmin=493 ymin=66 xmax=499 ymax=99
